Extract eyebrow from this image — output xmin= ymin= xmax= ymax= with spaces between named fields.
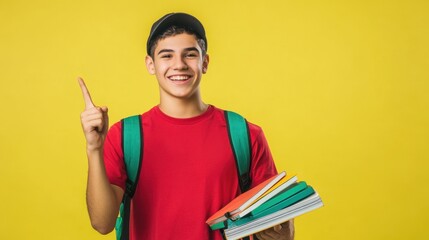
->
xmin=157 ymin=47 xmax=200 ymax=56
xmin=183 ymin=47 xmax=200 ymax=53
xmin=157 ymin=49 xmax=174 ymax=55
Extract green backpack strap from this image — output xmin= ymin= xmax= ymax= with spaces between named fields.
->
xmin=115 ymin=112 xmax=250 ymax=239
xmin=115 ymin=115 xmax=143 ymax=240
xmin=223 ymin=111 xmax=252 ymax=240
xmin=225 ymin=111 xmax=252 ymax=193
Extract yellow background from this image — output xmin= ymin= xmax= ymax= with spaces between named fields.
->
xmin=0 ymin=0 xmax=428 ymax=239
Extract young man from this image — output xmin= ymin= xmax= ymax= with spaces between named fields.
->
xmin=79 ymin=12 xmax=294 ymax=240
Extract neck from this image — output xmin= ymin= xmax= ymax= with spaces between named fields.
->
xmin=158 ymin=94 xmax=208 ymax=118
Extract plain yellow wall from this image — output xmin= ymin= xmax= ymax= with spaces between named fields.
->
xmin=0 ymin=0 xmax=428 ymax=239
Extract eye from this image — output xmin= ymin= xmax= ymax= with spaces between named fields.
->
xmin=160 ymin=54 xmax=172 ymax=59
xmin=185 ymin=52 xmax=199 ymax=58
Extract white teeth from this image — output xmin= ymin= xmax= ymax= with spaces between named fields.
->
xmin=169 ymin=75 xmax=189 ymax=81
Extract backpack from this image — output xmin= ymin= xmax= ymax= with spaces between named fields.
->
xmin=115 ymin=110 xmax=252 ymax=240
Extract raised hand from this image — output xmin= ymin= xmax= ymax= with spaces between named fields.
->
xmin=78 ymin=77 xmax=109 ymax=152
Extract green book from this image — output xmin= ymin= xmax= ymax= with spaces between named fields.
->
xmin=210 ymin=182 xmax=312 ymax=230
xmin=225 ymin=186 xmax=315 ymax=228
xmin=252 ymin=186 xmax=315 ymax=218
xmin=224 ymin=192 xmax=323 ymax=240
xmin=251 ymin=181 xmax=308 ymax=216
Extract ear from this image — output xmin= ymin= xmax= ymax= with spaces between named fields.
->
xmin=145 ymin=55 xmax=155 ymax=75
xmin=202 ymin=54 xmax=209 ymax=74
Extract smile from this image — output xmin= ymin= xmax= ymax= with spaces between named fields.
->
xmin=168 ymin=75 xmax=192 ymax=81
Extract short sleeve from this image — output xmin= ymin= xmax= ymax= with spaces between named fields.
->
xmin=103 ymin=121 xmax=127 ymax=190
xmin=248 ymin=123 xmax=278 ymax=188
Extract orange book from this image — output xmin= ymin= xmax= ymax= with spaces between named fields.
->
xmin=206 ymin=171 xmax=286 ymax=226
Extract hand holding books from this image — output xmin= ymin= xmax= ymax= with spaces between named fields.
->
xmin=206 ymin=171 xmax=323 ymax=240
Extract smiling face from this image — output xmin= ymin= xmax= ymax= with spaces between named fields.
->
xmin=145 ymin=33 xmax=209 ymax=103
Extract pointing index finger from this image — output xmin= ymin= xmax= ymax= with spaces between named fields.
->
xmin=78 ymin=77 xmax=95 ymax=109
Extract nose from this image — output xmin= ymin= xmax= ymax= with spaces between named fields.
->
xmin=173 ymin=56 xmax=188 ymax=70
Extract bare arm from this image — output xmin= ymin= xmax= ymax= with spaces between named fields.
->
xmin=85 ymin=148 xmax=124 ymax=234
xmin=79 ymin=77 xmax=124 ymax=234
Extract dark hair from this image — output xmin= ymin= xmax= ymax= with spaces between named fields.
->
xmin=148 ymin=25 xmax=207 ymax=58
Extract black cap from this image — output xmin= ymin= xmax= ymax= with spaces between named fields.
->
xmin=146 ymin=12 xmax=207 ymax=56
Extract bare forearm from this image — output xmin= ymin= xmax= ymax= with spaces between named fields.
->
xmin=86 ymin=149 xmax=122 ymax=234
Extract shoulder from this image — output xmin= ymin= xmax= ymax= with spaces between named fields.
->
xmin=246 ymin=120 xmax=263 ymax=135
xmin=215 ymin=106 xmax=264 ymax=143
xmin=247 ymin=120 xmax=265 ymax=148
xmin=108 ymin=107 xmax=157 ymax=133
xmin=106 ymin=120 xmax=122 ymax=140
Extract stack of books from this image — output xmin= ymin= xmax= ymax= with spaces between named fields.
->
xmin=206 ymin=171 xmax=323 ymax=240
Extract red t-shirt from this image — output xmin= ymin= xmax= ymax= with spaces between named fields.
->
xmin=103 ymin=105 xmax=277 ymax=240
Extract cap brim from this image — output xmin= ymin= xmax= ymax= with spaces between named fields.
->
xmin=147 ymin=13 xmax=206 ymax=55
